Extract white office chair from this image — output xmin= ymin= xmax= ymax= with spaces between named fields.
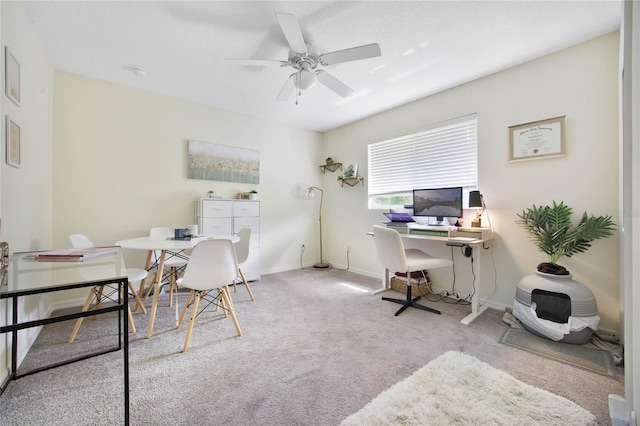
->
xmin=373 ymin=225 xmax=453 ymax=316
xmin=144 ymin=227 xmax=190 ymax=308
xmin=231 ymin=227 xmax=255 ymax=301
xmin=67 ymin=234 xmax=148 ymax=342
xmin=176 ymin=239 xmax=243 ymax=352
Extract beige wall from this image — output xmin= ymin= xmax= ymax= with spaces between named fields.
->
xmin=322 ymin=32 xmax=621 ymax=331
xmin=52 ymin=71 xmax=324 ymax=288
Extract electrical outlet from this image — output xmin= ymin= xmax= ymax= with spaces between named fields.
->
xmin=346 ymin=245 xmax=351 ymax=253
xmin=300 ymin=244 xmax=305 ymax=253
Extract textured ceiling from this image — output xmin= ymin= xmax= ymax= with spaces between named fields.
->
xmin=25 ymin=1 xmax=621 ymax=132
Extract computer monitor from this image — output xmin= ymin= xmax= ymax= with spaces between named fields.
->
xmin=413 ymin=186 xmax=463 ymax=226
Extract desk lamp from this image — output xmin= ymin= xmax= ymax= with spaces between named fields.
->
xmin=469 ymin=190 xmax=485 ymax=227
xmin=307 ymin=186 xmax=330 ymax=268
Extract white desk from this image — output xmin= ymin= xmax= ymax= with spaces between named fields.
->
xmin=371 ymin=231 xmax=493 ymax=325
xmin=115 ymin=235 xmax=238 ymax=338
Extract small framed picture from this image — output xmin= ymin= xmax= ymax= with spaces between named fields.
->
xmin=342 ymin=161 xmax=358 ymax=178
xmin=5 ymin=46 xmax=20 ymax=106
xmin=5 ymin=115 xmax=21 ymax=168
xmin=509 ymin=116 xmax=566 ymax=162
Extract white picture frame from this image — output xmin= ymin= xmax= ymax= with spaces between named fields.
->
xmin=5 ymin=115 xmax=21 ymax=168
xmin=5 ymin=46 xmax=20 ymax=106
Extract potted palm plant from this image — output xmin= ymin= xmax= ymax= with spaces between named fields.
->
xmin=516 ymin=201 xmax=615 ymax=275
xmin=514 ymin=201 xmax=616 ymax=344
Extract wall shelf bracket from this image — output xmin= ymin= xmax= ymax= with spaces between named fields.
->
xmin=319 ymin=163 xmax=342 ymax=174
xmin=337 ymin=176 xmax=364 ymax=187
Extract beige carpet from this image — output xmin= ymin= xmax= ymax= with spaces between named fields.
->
xmin=0 ymin=268 xmax=622 ymax=425
xmin=341 ymin=351 xmax=595 ymax=425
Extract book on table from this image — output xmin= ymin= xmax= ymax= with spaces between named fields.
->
xmin=25 ymin=247 xmax=118 ymax=261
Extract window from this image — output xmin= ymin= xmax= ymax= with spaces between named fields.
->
xmin=368 ymin=114 xmax=478 ymax=210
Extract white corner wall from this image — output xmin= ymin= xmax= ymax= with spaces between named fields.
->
xmin=322 ymin=32 xmax=621 ymax=332
xmin=1 ymin=1 xmax=54 ymax=382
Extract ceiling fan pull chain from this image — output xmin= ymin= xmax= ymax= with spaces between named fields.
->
xmin=298 ymin=70 xmax=302 ymax=96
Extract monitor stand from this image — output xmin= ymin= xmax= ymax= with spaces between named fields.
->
xmin=428 ymin=216 xmax=449 ymax=226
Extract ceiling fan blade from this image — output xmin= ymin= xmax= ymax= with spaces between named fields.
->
xmin=318 ymin=43 xmax=381 ymax=65
xmin=276 ymin=74 xmax=296 ymax=101
xmin=316 ymin=70 xmax=353 ymax=97
xmin=225 ymin=58 xmax=288 ymax=67
xmin=275 ymin=13 xmax=307 ymax=54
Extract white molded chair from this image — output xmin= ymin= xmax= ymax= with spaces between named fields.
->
xmin=231 ymin=227 xmax=255 ymax=301
xmin=176 ymin=239 xmax=243 ymax=352
xmin=143 ymin=227 xmax=190 ymax=307
xmin=67 ymin=234 xmax=148 ymax=342
xmin=373 ymin=225 xmax=453 ymax=317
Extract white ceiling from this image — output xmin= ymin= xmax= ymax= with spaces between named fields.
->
xmin=25 ymin=1 xmax=622 ymax=132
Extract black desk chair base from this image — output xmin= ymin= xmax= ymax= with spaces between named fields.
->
xmin=382 ymin=285 xmax=441 ymax=316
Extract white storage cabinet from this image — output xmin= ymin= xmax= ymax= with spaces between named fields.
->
xmin=196 ymin=198 xmax=260 ymax=281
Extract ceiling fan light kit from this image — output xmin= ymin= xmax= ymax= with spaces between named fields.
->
xmin=225 ymin=12 xmax=381 ymax=104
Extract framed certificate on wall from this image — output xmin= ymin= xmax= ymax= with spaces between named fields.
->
xmin=509 ymin=116 xmax=566 ymax=162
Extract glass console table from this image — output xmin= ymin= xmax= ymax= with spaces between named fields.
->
xmin=0 ymin=248 xmax=130 ymax=425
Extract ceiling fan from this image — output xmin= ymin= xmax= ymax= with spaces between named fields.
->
xmin=225 ymin=13 xmax=381 ymax=103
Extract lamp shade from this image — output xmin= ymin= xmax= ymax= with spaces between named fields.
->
xmin=469 ymin=190 xmax=483 ymax=208
xmin=298 ymin=70 xmax=317 ymax=90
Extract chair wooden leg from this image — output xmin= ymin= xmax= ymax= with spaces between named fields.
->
xmin=220 ymin=286 xmax=234 ymax=318
xmin=68 ymin=288 xmax=96 ymax=343
xmin=220 ymin=286 xmax=243 ymax=337
xmin=182 ymin=293 xmax=201 ymax=352
xmin=121 ymin=285 xmax=137 ymax=334
xmin=127 ymin=306 xmax=136 ymax=334
xmin=92 ymin=285 xmax=106 ymax=320
xmin=136 ymin=250 xmax=153 ymax=309
xmin=238 ymin=268 xmax=255 ymax=301
xmin=128 ymin=282 xmax=147 ymax=315
xmin=143 ymin=268 xmax=162 ymax=301
xmin=178 ymin=290 xmax=195 ymax=328
xmin=168 ymin=267 xmax=177 ymax=307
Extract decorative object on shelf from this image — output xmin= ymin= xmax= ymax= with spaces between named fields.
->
xmin=513 ymin=201 xmax=615 ymax=344
xmin=5 ymin=115 xmax=20 ymax=168
xmin=206 ymin=190 xmax=222 ymax=198
xmin=509 ymin=116 xmax=566 ymax=162
xmin=337 ymin=176 xmax=364 ymax=187
xmin=307 ymin=186 xmax=330 ymax=268
xmin=246 ymin=190 xmax=258 ymax=200
xmin=188 ymin=140 xmax=260 ymax=184
xmin=342 ymin=160 xmax=358 ymax=178
xmin=325 ymin=157 xmax=334 ymax=165
xmin=5 ymin=46 xmax=20 ymax=106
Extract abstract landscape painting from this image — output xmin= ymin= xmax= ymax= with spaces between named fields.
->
xmin=188 ymin=140 xmax=260 ymax=184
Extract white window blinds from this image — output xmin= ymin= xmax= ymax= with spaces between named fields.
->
xmin=368 ymin=114 xmax=478 ymax=204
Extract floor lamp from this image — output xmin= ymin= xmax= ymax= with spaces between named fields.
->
xmin=307 ymin=186 xmax=330 ymax=268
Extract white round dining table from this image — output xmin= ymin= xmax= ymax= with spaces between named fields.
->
xmin=115 ymin=234 xmax=239 ymax=338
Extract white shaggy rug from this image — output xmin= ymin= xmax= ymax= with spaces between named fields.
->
xmin=341 ymin=351 xmax=595 ymax=425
